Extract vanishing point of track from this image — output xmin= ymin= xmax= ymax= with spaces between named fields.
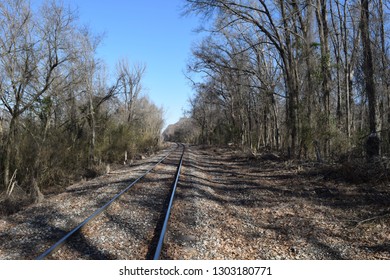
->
xmin=36 ymin=143 xmax=185 ymax=260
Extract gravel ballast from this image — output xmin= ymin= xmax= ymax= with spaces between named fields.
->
xmin=0 ymin=145 xmax=389 ymax=260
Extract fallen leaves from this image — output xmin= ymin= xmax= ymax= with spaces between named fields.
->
xmin=164 ymin=146 xmax=390 ymax=260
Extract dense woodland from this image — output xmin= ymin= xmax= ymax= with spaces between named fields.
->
xmin=1 ymin=0 xmax=390 ymax=211
xmin=179 ymin=0 xmax=390 ymax=162
xmin=0 ymin=0 xmax=163 ymax=204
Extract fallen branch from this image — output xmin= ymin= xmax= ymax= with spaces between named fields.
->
xmin=355 ymin=213 xmax=390 ymax=227
xmin=6 ymin=170 xmax=17 ymax=197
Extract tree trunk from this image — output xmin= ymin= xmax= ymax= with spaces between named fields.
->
xmin=316 ymin=0 xmax=332 ymax=157
xmin=32 ymin=178 xmax=44 ymax=204
xmin=88 ymin=92 xmax=96 ymax=167
xmin=360 ymin=0 xmax=379 ymax=159
xmin=3 ymin=115 xmax=18 ymax=189
xmin=286 ymin=71 xmax=298 ymax=158
xmin=378 ymin=0 xmax=390 ymax=154
xmin=272 ymin=97 xmax=280 ymax=151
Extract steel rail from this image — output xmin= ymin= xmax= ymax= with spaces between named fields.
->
xmin=153 ymin=144 xmax=185 ymax=260
xmin=36 ymin=145 xmax=178 ymax=260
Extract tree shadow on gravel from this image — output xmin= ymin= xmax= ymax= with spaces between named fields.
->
xmin=59 ymin=231 xmax=117 ymax=260
xmin=0 ymin=202 xmax=119 ymax=260
xmin=0 ymin=149 xmax=183 ymax=260
xmin=361 ymin=243 xmax=390 ymax=255
xmin=172 ymin=147 xmax=390 ymax=260
xmin=196 ymin=153 xmax=390 ymax=211
xmin=0 ymin=206 xmax=70 ymax=259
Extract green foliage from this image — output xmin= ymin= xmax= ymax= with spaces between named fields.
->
xmin=97 ymin=97 xmax=163 ymax=163
xmin=310 ymin=42 xmax=321 ymax=49
xmin=2 ymin=92 xmax=164 ymax=197
xmin=163 ymin=117 xmax=201 ymax=144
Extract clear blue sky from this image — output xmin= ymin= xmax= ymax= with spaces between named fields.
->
xmin=59 ymin=0 xmax=201 ymax=129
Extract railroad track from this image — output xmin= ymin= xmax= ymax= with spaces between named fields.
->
xmin=36 ymin=143 xmax=185 ymax=260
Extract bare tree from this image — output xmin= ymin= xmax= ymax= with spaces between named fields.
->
xmin=185 ymin=0 xmax=310 ymax=156
xmin=0 ymin=0 xmax=165 ymax=209
xmin=116 ymin=59 xmax=146 ymax=123
xmin=184 ymin=0 xmax=390 ymax=161
xmin=0 ymin=0 xmax=77 ymax=196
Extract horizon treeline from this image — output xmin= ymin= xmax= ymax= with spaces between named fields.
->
xmin=0 ymin=0 xmax=163 ymax=202
xmin=182 ymin=0 xmax=389 ymax=160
